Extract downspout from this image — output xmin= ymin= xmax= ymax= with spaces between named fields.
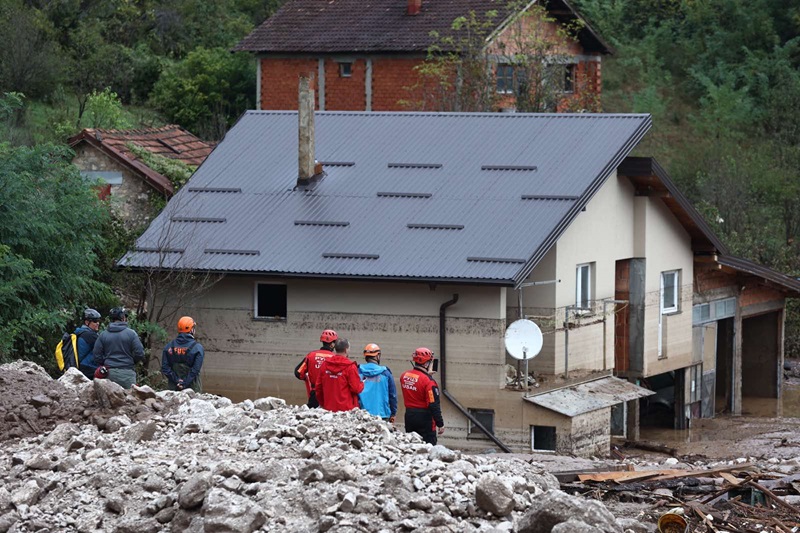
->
xmin=439 ymin=294 xmax=513 ymax=453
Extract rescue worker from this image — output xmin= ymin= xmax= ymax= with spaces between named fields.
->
xmin=400 ymin=347 xmax=445 ymax=445
xmin=92 ymin=307 xmax=144 ymax=389
xmin=315 ymin=338 xmax=364 ymax=412
xmin=294 ymin=329 xmax=337 ymax=407
xmin=358 ymin=343 xmax=397 ymax=423
xmin=161 ymin=316 xmax=205 ymax=392
xmin=75 ymin=308 xmax=101 ymax=379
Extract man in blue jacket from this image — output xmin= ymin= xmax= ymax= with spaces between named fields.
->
xmin=161 ymin=316 xmax=205 ymax=392
xmin=75 ymin=308 xmax=101 ymax=379
xmin=358 ymin=343 xmax=397 ymax=423
xmin=92 ymin=307 xmax=144 ymax=389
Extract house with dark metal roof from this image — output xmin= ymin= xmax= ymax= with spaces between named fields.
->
xmin=234 ymin=0 xmax=611 ymax=113
xmin=69 ymin=125 xmax=214 ymax=228
xmin=121 ymin=101 xmax=800 ymax=455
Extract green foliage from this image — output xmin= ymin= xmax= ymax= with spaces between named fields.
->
xmin=82 ymin=88 xmax=133 ymax=129
xmin=150 ymin=46 xmax=255 ymax=139
xmin=127 ymin=143 xmax=196 ymax=191
xmin=0 ymin=140 xmax=114 ymax=363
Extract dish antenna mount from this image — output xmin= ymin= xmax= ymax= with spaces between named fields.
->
xmin=504 ymin=319 xmax=543 ymax=392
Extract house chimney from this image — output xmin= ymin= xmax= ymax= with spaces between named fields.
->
xmin=407 ymin=0 xmax=421 ymax=15
xmin=298 ymin=77 xmax=316 ymax=184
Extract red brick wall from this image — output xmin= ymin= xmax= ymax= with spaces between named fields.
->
xmin=260 ymin=58 xmax=319 ymax=110
xmin=260 ymin=55 xmax=602 ymax=112
xmin=371 ymin=57 xmax=425 ymax=111
xmin=324 ymin=59 xmax=366 ymax=110
xmin=741 ymin=285 xmax=784 ymax=309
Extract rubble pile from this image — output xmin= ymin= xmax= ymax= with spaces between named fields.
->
xmin=0 ymin=363 xmax=649 ymax=533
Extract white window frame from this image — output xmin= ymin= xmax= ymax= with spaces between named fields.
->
xmin=338 ymin=62 xmax=352 ymax=78
xmin=530 ymin=425 xmax=557 ymax=452
xmin=253 ymin=282 xmax=287 ymax=320
xmin=575 ymin=262 xmax=593 ymax=313
xmin=496 ymin=64 xmax=515 ymax=94
xmin=661 ymin=270 xmax=680 ymax=315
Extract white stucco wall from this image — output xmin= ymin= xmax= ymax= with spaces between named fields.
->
xmin=506 ymin=171 xmax=694 ymax=377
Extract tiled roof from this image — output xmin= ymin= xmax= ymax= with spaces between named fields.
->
xmin=77 ymin=125 xmax=214 ymax=167
xmin=121 ymin=111 xmax=651 ymax=285
xmin=68 ymin=126 xmax=215 ymax=196
xmin=234 ymin=0 xmax=611 ymax=54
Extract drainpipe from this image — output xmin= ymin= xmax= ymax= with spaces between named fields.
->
xmin=439 ymin=294 xmax=513 ymax=453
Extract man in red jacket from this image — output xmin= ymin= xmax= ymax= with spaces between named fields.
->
xmin=315 ymin=338 xmax=364 ymax=412
xmin=294 ymin=329 xmax=337 ymax=407
xmin=400 ymin=347 xmax=445 ymax=445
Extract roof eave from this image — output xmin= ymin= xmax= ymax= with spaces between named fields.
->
xmin=511 ymin=114 xmax=653 ymax=288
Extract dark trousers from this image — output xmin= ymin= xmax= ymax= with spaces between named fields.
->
xmin=405 ymin=409 xmax=436 ymax=445
xmin=307 ymin=390 xmax=319 ymax=408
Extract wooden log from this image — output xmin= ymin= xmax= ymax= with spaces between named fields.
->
xmin=623 ymin=440 xmax=677 ymax=456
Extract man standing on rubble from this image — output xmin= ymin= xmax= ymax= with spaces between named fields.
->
xmin=161 ymin=316 xmax=204 ymax=392
xmin=315 ymin=338 xmax=364 ymax=412
xmin=400 ymin=347 xmax=445 ymax=445
xmin=358 ymin=343 xmax=397 ymax=423
xmin=92 ymin=307 xmax=144 ymax=389
xmin=294 ymin=329 xmax=337 ymax=407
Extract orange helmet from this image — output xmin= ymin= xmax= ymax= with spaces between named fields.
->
xmin=363 ymin=343 xmax=381 ymax=358
xmin=412 ymin=347 xmax=433 ymax=365
xmin=320 ymin=329 xmax=338 ymax=343
xmin=177 ymin=316 xmax=196 ymax=333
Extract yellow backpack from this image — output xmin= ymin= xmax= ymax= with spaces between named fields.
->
xmin=54 ymin=333 xmax=79 ymax=372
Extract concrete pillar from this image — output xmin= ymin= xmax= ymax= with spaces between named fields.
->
xmin=625 ymin=398 xmax=640 ymax=441
xmin=317 ymin=59 xmax=325 ymax=111
xmin=365 ymin=58 xmax=373 ymax=112
xmin=732 ymin=303 xmax=743 ymax=415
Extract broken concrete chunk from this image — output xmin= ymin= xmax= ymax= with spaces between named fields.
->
xmin=177 ymin=474 xmax=210 ymax=509
xmin=475 ymin=473 xmax=515 ymax=517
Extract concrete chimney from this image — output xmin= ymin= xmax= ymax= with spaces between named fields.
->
xmin=407 ymin=0 xmax=421 ymax=15
xmin=298 ymin=77 xmax=316 ymax=184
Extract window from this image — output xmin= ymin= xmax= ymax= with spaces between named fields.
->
xmin=563 ymin=64 xmax=575 ymax=93
xmin=496 ymin=64 xmax=515 ymax=94
xmin=531 ymin=425 xmax=556 ymax=451
xmin=80 ymin=170 xmax=123 ymax=185
xmin=661 ymin=270 xmax=680 ymax=314
xmin=576 ymin=263 xmax=593 ymax=311
xmin=255 ymin=283 xmax=287 ymax=319
xmin=338 ymin=62 xmax=352 ymax=78
xmin=467 ymin=408 xmax=495 ymax=439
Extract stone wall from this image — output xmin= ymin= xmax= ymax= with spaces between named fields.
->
xmin=71 ymin=143 xmax=161 ymax=230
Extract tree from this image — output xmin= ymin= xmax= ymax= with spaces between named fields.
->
xmin=150 ymin=47 xmax=255 ymax=140
xmin=405 ymin=2 xmax=593 ymax=112
xmin=0 ymin=137 xmax=114 ymax=363
xmin=0 ymin=1 xmax=64 ymax=98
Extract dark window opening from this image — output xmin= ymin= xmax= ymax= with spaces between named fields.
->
xmin=532 ymin=425 xmax=556 ymax=451
xmin=256 ymin=284 xmax=287 ymax=319
xmin=339 ymin=62 xmax=352 ymax=78
xmin=467 ymin=408 xmax=495 ymax=438
xmin=564 ymin=64 xmax=575 ymax=93
xmin=496 ymin=64 xmax=514 ymax=94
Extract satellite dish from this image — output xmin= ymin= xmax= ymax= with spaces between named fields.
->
xmin=504 ymin=319 xmax=543 ymax=360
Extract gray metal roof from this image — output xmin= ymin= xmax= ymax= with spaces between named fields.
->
xmin=524 ymin=376 xmax=654 ymax=417
xmin=121 ymin=111 xmax=651 ymax=284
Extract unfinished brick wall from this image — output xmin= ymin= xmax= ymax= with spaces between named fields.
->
xmin=260 ymin=58 xmax=319 ymax=110
xmin=324 ymin=58 xmax=366 ymax=110
xmin=371 ymin=57 xmax=425 ymax=110
xmin=741 ymin=284 xmax=785 ymax=309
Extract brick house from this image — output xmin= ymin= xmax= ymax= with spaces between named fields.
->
xmin=120 ymin=104 xmax=800 ymax=455
xmin=69 ymin=125 xmax=214 ymax=229
xmin=234 ymin=0 xmax=611 ymax=112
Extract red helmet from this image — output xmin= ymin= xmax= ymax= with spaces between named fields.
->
xmin=363 ymin=343 xmax=381 ymax=358
xmin=320 ymin=329 xmax=338 ymax=343
xmin=412 ymin=347 xmax=433 ymax=365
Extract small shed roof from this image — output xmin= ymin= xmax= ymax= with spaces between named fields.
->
xmin=120 ymin=111 xmax=651 ymax=284
xmin=524 ymin=376 xmax=654 ymax=417
xmin=68 ymin=125 xmax=215 ymax=196
xmin=234 ymin=0 xmax=611 ymax=55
